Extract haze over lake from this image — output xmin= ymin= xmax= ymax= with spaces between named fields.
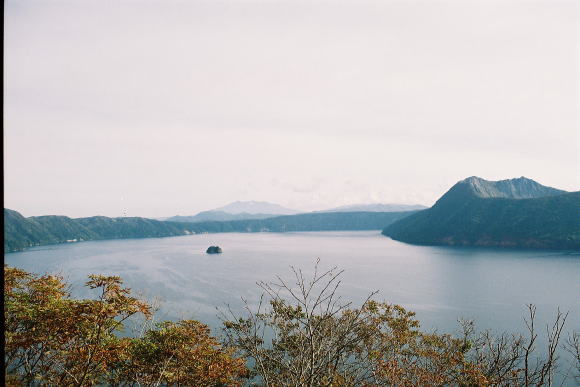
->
xmin=6 ymin=231 xmax=579 ymax=338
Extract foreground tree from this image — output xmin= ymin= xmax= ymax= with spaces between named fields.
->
xmin=222 ymin=261 xmax=570 ymax=386
xmin=4 ymin=267 xmax=148 ymax=386
xmin=566 ymin=331 xmax=580 ymax=384
xmin=113 ymin=320 xmax=247 ymax=386
xmin=5 ymin=264 xmax=573 ymax=386
xmin=4 ymin=266 xmax=247 ymax=386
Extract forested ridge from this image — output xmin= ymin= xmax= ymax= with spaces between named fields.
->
xmin=4 ymin=209 xmax=414 ymax=252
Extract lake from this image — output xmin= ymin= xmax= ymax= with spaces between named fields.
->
xmin=5 ymin=231 xmax=580 ymax=355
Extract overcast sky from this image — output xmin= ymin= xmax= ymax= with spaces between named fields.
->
xmin=4 ymin=0 xmax=579 ymax=218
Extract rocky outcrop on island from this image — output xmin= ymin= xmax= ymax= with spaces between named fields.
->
xmin=206 ymin=246 xmax=222 ymax=254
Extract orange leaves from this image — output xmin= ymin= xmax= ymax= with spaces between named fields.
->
xmin=116 ymin=319 xmax=248 ymax=386
xmin=6 ymin=264 xmax=568 ymax=386
xmin=4 ymin=266 xmax=247 ymax=386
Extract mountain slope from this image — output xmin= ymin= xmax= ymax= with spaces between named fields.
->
xmin=4 ymin=211 xmax=195 ymax=252
xmin=319 ymin=203 xmax=428 ymax=212
xmin=456 ymin=176 xmax=565 ymax=199
xmin=4 ymin=209 xmax=67 ymax=251
xmin=382 ymin=177 xmax=579 ymax=249
xmin=217 ymin=211 xmax=414 ymax=233
xmin=30 ymin=216 xmax=98 ymax=241
xmin=73 ymin=217 xmax=194 ymax=239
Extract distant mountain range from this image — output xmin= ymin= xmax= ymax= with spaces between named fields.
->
xmin=4 ymin=208 xmax=417 ymax=253
xmin=165 ymin=201 xmax=426 ymax=223
xmin=8 ymin=177 xmax=576 ymax=252
xmin=383 ymin=177 xmax=580 ymax=250
xmin=212 ymin=201 xmax=298 ymax=215
xmin=165 ymin=211 xmax=278 ymax=223
xmin=164 ymin=201 xmax=298 ymax=223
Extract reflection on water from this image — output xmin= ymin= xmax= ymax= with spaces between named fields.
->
xmin=5 ymin=231 xmax=580 ymax=337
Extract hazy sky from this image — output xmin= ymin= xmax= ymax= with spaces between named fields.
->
xmin=4 ymin=0 xmax=579 ymax=218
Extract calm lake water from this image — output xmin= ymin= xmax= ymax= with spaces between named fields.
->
xmin=5 ymin=231 xmax=580 ymax=344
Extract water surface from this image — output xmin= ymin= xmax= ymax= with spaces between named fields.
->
xmin=6 ymin=231 xmax=579 ymax=338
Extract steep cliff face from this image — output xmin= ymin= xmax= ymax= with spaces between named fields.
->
xmin=447 ymin=176 xmax=565 ymax=199
xmin=383 ymin=177 xmax=579 ymax=250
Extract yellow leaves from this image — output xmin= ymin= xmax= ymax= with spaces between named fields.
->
xmin=86 ymin=274 xmax=122 ymax=289
xmin=4 ymin=266 xmax=159 ymax=386
xmin=8 ymin=264 xmax=550 ymax=387
xmin=121 ymin=319 xmax=247 ymax=386
xmin=372 ymin=328 xmax=493 ymax=386
xmin=5 ymin=265 xmax=247 ymax=386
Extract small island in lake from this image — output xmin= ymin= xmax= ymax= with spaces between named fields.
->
xmin=206 ymin=246 xmax=222 ymax=254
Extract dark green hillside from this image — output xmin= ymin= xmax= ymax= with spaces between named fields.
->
xmin=74 ymin=216 xmax=192 ymax=239
xmin=164 ymin=211 xmax=414 ymax=234
xmin=243 ymin=211 xmax=412 ymax=232
xmin=4 ymin=211 xmax=194 ymax=253
xmin=31 ymin=216 xmax=98 ymax=241
xmin=5 ymin=209 xmax=416 ymax=253
xmin=383 ymin=177 xmax=580 ymax=250
xmin=4 ymin=209 xmax=62 ymax=251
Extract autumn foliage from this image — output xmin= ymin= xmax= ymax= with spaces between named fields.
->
xmin=4 ymin=264 xmax=579 ymax=386
xmin=221 ymin=264 xmax=577 ymax=386
xmin=3 ymin=266 xmax=246 ymax=386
